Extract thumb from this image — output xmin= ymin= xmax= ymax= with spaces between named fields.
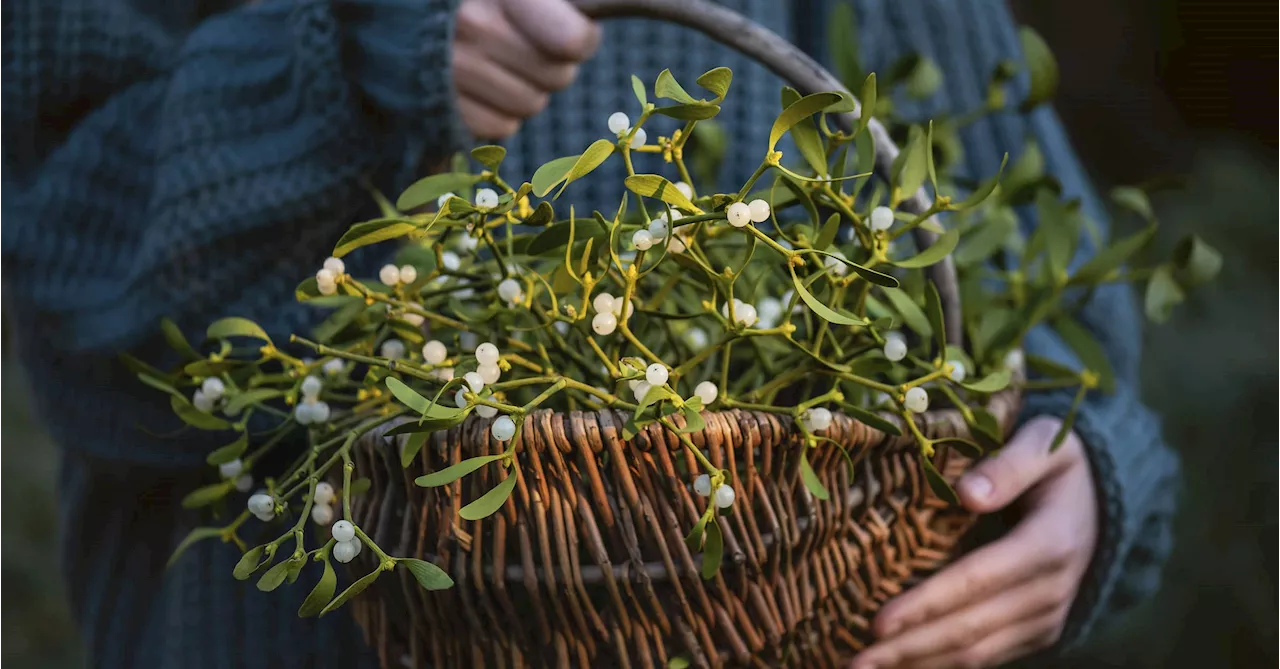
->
xmin=957 ymin=416 xmax=1067 ymax=513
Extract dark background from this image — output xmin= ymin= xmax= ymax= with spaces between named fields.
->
xmin=3 ymin=1 xmax=1275 ymax=667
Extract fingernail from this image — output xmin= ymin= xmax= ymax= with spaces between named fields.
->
xmin=960 ymin=473 xmax=992 ymax=500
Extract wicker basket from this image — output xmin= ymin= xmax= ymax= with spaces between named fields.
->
xmin=339 ymin=1 xmax=1022 ymax=666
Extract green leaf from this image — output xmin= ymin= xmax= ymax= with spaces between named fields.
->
xmin=924 ymin=282 xmax=946 ymax=355
xmin=631 ymin=74 xmax=648 ymax=106
xmin=168 ymin=527 xmax=222 ymax=569
xmin=652 ymin=104 xmax=721 ymax=121
xmin=556 ymin=139 xmax=615 ymax=197
xmin=470 ymin=145 xmax=506 ymax=171
xmin=400 ymin=431 xmax=429 ymax=468
xmin=223 ymin=388 xmax=283 ymax=416
xmin=348 ymin=477 xmax=371 ymax=497
xmin=814 ymin=213 xmax=841 ymax=251
xmin=399 ymin=558 xmax=455 ymax=591
xmin=966 ymin=406 xmax=1005 ymax=449
xmin=954 ymin=209 xmax=1017 ymax=266
xmin=396 ymin=172 xmax=479 ymax=211
xmin=790 ymin=268 xmax=867 ymax=326
xmin=655 ymin=69 xmax=697 ymax=104
xmin=838 ymin=402 xmax=902 ymax=436
xmin=1051 ymin=316 xmax=1115 ymax=393
xmin=206 ymin=433 xmax=249 ymax=466
xmin=137 ymin=372 xmax=185 ymax=400
xmin=624 ymin=174 xmax=701 ymax=213
xmin=1018 ymin=26 xmax=1059 ymax=112
xmin=696 ymin=67 xmax=733 ymax=101
xmin=320 ymin=569 xmax=380 ymax=616
xmin=298 ymin=558 xmax=337 ymax=617
xmin=954 ymin=154 xmax=1009 ymax=210
xmin=207 ymin=317 xmax=272 ymax=345
xmin=893 ymin=228 xmax=959 ymax=268
xmin=523 ymin=200 xmax=555 ymax=227
xmin=800 ymin=451 xmax=830 ymax=500
xmin=684 ymin=516 xmax=709 ymax=552
xmin=1069 ymin=224 xmax=1156 ymax=285
xmin=932 ymin=437 xmax=984 ymax=459
xmin=925 ymin=121 xmax=938 ymax=189
xmin=891 ymin=125 xmax=929 ymax=198
xmin=233 ymin=546 xmax=267 ymax=580
xmin=879 ymin=288 xmax=933 ymax=338
xmin=1050 ymin=389 xmax=1085 ymax=451
xmin=921 ymin=457 xmax=959 ymax=504
xmin=769 ymin=92 xmax=843 ymax=151
xmin=780 ymin=87 xmax=829 ymax=177
xmin=257 ymin=559 xmax=293 ymax=592
xmin=905 ymin=57 xmax=943 ymax=99
xmin=385 ymin=377 xmax=428 ymax=414
xmin=459 ymin=468 xmax=518 ymax=520
xmin=161 ymin=318 xmax=201 ymax=360
xmin=1025 ymin=354 xmax=1081 ymax=380
xmin=960 ymin=369 xmax=1012 ymax=393
xmin=829 ymin=1 xmax=862 ymax=88
xmin=668 ymin=657 xmax=692 ymax=669
xmin=700 ymin=521 xmax=723 ymax=580
xmin=526 ymin=218 xmax=607 ymax=256
xmin=856 ymin=73 xmax=877 ymax=136
xmin=1144 ymin=265 xmax=1185 ymax=324
xmin=531 ymin=155 xmax=580 ymax=197
xmin=182 ymin=481 xmax=234 ymax=510
xmin=415 ymin=452 xmax=507 ymax=487
xmin=1172 ymin=235 xmax=1222 ymax=287
xmin=1110 ymin=186 xmax=1154 ymax=222
xmin=679 ymin=404 xmax=706 ymax=434
xmin=171 ymin=395 xmax=232 ymax=430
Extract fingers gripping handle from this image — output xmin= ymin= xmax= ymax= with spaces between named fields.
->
xmin=571 ymin=0 xmax=964 ymax=346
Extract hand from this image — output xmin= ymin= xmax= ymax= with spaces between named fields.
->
xmin=850 ymin=416 xmax=1098 ymax=669
xmin=453 ymin=0 xmax=600 ymax=139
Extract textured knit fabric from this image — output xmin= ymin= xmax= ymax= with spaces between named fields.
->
xmin=1 ymin=0 xmax=1177 ymax=666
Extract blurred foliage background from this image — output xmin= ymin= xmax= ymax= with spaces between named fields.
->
xmin=2 ymin=0 xmax=1274 ymax=667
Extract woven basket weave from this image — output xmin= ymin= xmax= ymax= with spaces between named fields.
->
xmin=338 ymin=1 xmax=1023 ymax=666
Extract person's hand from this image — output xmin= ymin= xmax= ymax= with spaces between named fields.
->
xmin=453 ymin=0 xmax=600 ymax=139
xmin=850 ymin=416 xmax=1098 ymax=669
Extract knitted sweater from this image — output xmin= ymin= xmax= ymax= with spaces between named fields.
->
xmin=2 ymin=0 xmax=1177 ymax=666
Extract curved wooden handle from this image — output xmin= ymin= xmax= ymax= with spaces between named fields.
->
xmin=572 ymin=0 xmax=964 ymax=345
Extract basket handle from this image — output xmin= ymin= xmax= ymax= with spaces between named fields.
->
xmin=572 ymin=0 xmax=963 ymax=346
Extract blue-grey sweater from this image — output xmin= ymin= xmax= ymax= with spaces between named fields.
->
xmin=1 ymin=0 xmax=1177 ymax=666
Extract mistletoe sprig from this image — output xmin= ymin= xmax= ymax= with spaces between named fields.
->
xmin=143 ymin=65 xmax=1216 ymax=615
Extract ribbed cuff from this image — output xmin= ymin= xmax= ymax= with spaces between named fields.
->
xmin=1019 ymin=331 xmax=1180 ymax=649
xmin=336 ymin=0 xmax=467 ymax=154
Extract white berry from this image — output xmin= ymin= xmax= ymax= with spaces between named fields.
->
xmin=399 ymin=265 xmax=418 ymax=284
xmin=726 ymin=202 xmax=751 ymax=227
xmin=476 ymin=404 xmax=498 ymax=418
xmin=647 ymin=218 xmax=668 ymax=240
xmin=317 ymin=280 xmax=337 ymax=296
xmin=454 ymin=389 xmax=468 ymax=409
xmin=316 ymin=268 xmax=336 ymax=286
xmin=607 ymin=111 xmax=631 ymax=135
xmin=747 ymin=199 xmax=771 ymax=223
xmin=804 ymin=407 xmax=833 ymax=431
xmin=675 ymin=181 xmax=694 ymax=199
xmin=403 ymin=312 xmax=425 ymax=327
xmin=441 ymin=251 xmax=461 ymax=271
xmin=311 ymin=401 xmax=331 ymax=423
xmin=192 ymin=389 xmax=215 ymax=413
xmin=645 ymin=363 xmax=669 ymax=387
xmin=422 ymin=340 xmax=448 ymax=365
xmin=380 ymin=339 xmax=406 ymax=359
xmin=475 ymin=342 xmax=499 ymax=365
xmin=331 ymin=519 xmax=356 ymax=543
xmin=432 ymin=367 xmax=455 ymax=382
xmin=323 ymin=256 xmax=345 ymax=274
xmin=592 ymin=312 xmax=617 ymax=335
xmin=497 ymin=278 xmax=523 ymax=304
xmin=948 ymin=360 xmax=967 ymax=382
xmin=477 ymin=363 xmax=501 ymax=385
xmin=631 ymin=380 xmax=651 ymax=402
xmin=884 ymin=337 xmax=907 ymax=362
xmin=735 ymin=303 xmax=758 ymax=327
xmin=629 ymin=127 xmax=647 ymax=148
xmin=378 ymin=264 xmax=401 ymax=286
xmin=714 ymin=484 xmax=736 ymax=509
xmin=593 ymin=292 xmax=615 ymax=315
xmin=694 ymin=381 xmax=718 ymax=405
xmin=612 ymin=298 xmax=635 ymax=320
xmin=870 ymin=206 xmax=895 ymax=232
xmin=301 ymin=375 xmax=322 ymax=400
xmin=314 ymin=481 xmax=335 ymax=505
xmin=632 ymin=229 xmax=654 ymax=251
xmin=694 ymin=474 xmax=712 ymax=497
xmin=755 ymin=297 xmax=783 ymax=329
xmin=464 ymin=372 xmax=484 ymax=393
xmin=201 ymin=377 xmax=225 ymax=400
xmin=475 ymin=188 xmax=499 ymax=210
xmin=248 ymin=493 xmax=274 ymax=517
xmin=323 ymin=358 xmax=345 ymax=376
xmin=219 ymin=458 xmax=243 ymax=479
xmin=904 ymin=387 xmax=929 ymax=413
xmin=825 ymin=251 xmax=850 ymax=276
xmin=491 ymin=415 xmax=516 ymax=441
xmin=311 ymin=503 xmax=334 ymax=526
xmin=1004 ymin=349 xmax=1024 ymax=370
xmin=234 ymin=474 xmax=254 ymax=493
xmin=294 ymin=401 xmax=315 ymax=425
xmin=437 ymin=192 xmax=454 ymax=209
xmin=685 ymin=328 xmax=709 ymax=349
xmin=333 ymin=538 xmax=361 ymax=564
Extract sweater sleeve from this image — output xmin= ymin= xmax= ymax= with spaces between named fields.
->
xmin=847 ymin=0 xmax=1179 ymax=651
xmin=2 ymin=0 xmax=465 ymax=353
